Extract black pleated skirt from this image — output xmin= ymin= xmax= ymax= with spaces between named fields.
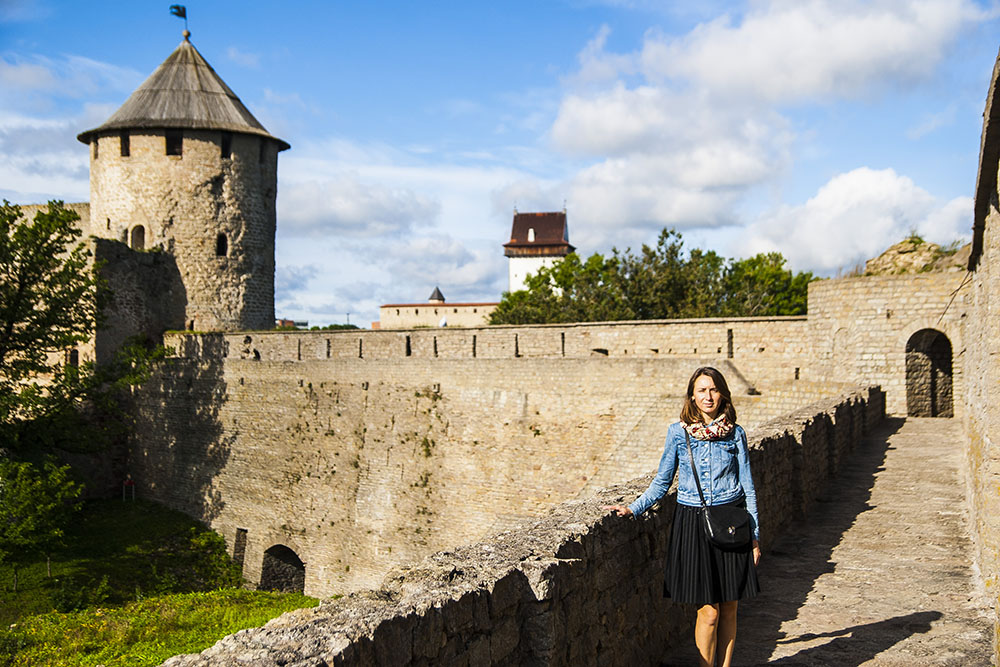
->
xmin=664 ymin=499 xmax=760 ymax=605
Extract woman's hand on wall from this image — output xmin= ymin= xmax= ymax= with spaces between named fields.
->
xmin=604 ymin=505 xmax=633 ymax=517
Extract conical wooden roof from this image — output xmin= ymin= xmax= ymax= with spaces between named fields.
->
xmin=77 ymin=35 xmax=289 ymax=150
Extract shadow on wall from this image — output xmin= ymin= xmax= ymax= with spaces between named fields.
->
xmin=129 ymin=333 xmax=232 ymax=523
xmin=260 ymin=544 xmax=306 ymax=593
xmin=93 ymin=239 xmax=187 ymax=366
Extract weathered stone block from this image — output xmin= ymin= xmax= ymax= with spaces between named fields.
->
xmin=489 ymin=617 xmax=520 ymax=662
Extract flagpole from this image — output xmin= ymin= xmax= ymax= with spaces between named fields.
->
xmin=169 ymin=5 xmax=188 ymax=34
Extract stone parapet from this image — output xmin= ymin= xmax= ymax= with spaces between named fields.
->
xmin=162 ymin=386 xmax=884 ymax=666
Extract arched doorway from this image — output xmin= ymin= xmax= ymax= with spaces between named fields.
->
xmin=130 ymin=225 xmax=145 ymax=250
xmin=259 ymin=544 xmax=305 ymax=593
xmin=905 ymin=329 xmax=953 ymax=417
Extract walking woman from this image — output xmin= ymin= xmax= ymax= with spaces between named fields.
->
xmin=606 ymin=367 xmax=761 ymax=667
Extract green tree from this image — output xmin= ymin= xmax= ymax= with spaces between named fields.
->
xmin=615 ymin=229 xmax=688 ymax=319
xmin=0 ymin=202 xmax=167 ymax=454
xmin=0 ymin=201 xmax=101 ymax=449
xmin=722 ymin=252 xmax=813 ymax=316
xmin=490 ymin=227 xmax=815 ymax=324
xmin=308 ymin=323 xmax=360 ymax=331
xmin=615 ymin=229 xmax=728 ymax=319
xmin=490 ymin=252 xmax=632 ymax=324
xmin=0 ymin=458 xmax=83 ymax=590
xmin=0 ymin=202 xmax=168 ymax=582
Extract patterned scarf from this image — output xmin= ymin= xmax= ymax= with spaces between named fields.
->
xmin=684 ymin=413 xmax=734 ymax=441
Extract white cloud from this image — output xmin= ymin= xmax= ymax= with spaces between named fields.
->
xmin=0 ymin=101 xmax=118 ymax=203
xmin=736 ymin=167 xmax=972 ymax=273
xmin=0 ymin=54 xmax=140 ymax=105
xmin=378 ymin=235 xmax=504 ymax=293
xmin=639 ymin=0 xmax=986 ymax=103
xmin=0 ymin=52 xmax=138 ymax=202
xmin=226 ymin=47 xmax=259 ymax=68
xmin=569 ymin=24 xmax=637 ymax=87
xmin=907 ymin=103 xmax=958 ymax=139
xmin=0 ymin=59 xmax=55 ymax=90
xmin=277 ymin=174 xmax=440 ymax=238
xmin=542 ymin=1 xmax=982 ymax=256
xmin=276 ymin=265 xmax=319 ymax=300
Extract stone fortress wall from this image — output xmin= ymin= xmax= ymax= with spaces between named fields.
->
xmin=126 ymin=266 xmax=964 ymax=600
xmin=963 ymin=47 xmax=1000 ymax=662
xmin=806 ymin=273 xmax=968 ymax=417
xmin=132 ymin=330 xmax=805 ymax=597
xmin=163 ymin=387 xmax=884 ymax=667
xmin=29 ymin=27 xmax=992 ymax=661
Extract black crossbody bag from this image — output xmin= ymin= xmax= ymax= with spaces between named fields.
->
xmin=685 ymin=431 xmax=752 ymax=550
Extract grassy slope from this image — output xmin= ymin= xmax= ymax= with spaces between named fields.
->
xmin=0 ymin=499 xmax=318 ymax=666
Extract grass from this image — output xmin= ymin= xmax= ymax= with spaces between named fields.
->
xmin=2 ymin=589 xmax=316 ymax=667
xmin=0 ymin=499 xmax=318 ymax=666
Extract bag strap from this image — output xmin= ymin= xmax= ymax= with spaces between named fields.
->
xmin=684 ymin=430 xmax=709 ymax=508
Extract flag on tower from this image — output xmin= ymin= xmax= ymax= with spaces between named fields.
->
xmin=169 ymin=5 xmax=186 ymax=19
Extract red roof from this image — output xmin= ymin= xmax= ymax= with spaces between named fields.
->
xmin=503 ymin=211 xmax=574 ymax=255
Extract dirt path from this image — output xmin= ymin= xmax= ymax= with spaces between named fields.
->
xmin=662 ymin=417 xmax=993 ymax=666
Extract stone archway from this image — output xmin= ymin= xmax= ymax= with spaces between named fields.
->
xmin=259 ymin=544 xmax=305 ymax=593
xmin=130 ymin=225 xmax=145 ymax=250
xmin=905 ymin=329 xmax=953 ymax=417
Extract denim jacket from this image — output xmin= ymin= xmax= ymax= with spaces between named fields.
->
xmin=628 ymin=421 xmax=760 ymax=540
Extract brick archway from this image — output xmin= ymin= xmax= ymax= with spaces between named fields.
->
xmin=905 ymin=328 xmax=953 ymax=417
xmin=259 ymin=544 xmax=305 ymax=593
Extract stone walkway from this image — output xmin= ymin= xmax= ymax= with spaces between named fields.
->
xmin=662 ymin=417 xmax=994 ymax=666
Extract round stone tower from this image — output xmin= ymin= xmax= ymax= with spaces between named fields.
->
xmin=77 ymin=31 xmax=289 ymax=332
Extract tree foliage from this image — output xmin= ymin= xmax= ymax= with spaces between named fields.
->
xmin=0 ymin=201 xmax=169 ymax=454
xmin=0 ymin=458 xmax=83 ymax=588
xmin=0 ymin=202 xmax=170 ymax=571
xmin=490 ymin=228 xmax=815 ymax=324
xmin=721 ymin=252 xmax=812 ymax=316
xmin=0 ymin=201 xmax=101 ymax=428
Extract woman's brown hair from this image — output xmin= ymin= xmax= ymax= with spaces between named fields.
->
xmin=680 ymin=366 xmax=737 ymax=425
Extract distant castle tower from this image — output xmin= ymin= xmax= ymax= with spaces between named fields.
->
xmin=503 ymin=209 xmax=575 ymax=293
xmin=76 ymin=30 xmax=289 ymax=331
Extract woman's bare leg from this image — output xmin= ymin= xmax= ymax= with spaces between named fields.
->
xmin=716 ymin=600 xmax=739 ymax=667
xmin=695 ymin=603 xmax=720 ymax=666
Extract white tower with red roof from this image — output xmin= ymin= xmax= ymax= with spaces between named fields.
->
xmin=502 ymin=209 xmax=575 ymax=293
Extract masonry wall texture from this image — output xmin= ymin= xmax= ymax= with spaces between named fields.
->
xmin=965 ymin=48 xmax=1000 ymax=660
xmin=377 ymin=302 xmax=497 ymax=329
xmin=87 ymin=128 xmax=278 ymax=331
xmin=162 ymin=388 xmax=884 ymax=667
xmin=805 ymin=274 xmax=967 ymax=418
xmin=127 ymin=286 xmax=957 ymax=602
xmin=92 ymin=238 xmax=186 ymax=364
xmin=16 ymin=201 xmax=91 ymax=230
xmin=134 ymin=326 xmax=830 ymax=597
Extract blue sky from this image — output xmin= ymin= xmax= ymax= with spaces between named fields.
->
xmin=2 ymin=1 xmax=999 ymax=326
